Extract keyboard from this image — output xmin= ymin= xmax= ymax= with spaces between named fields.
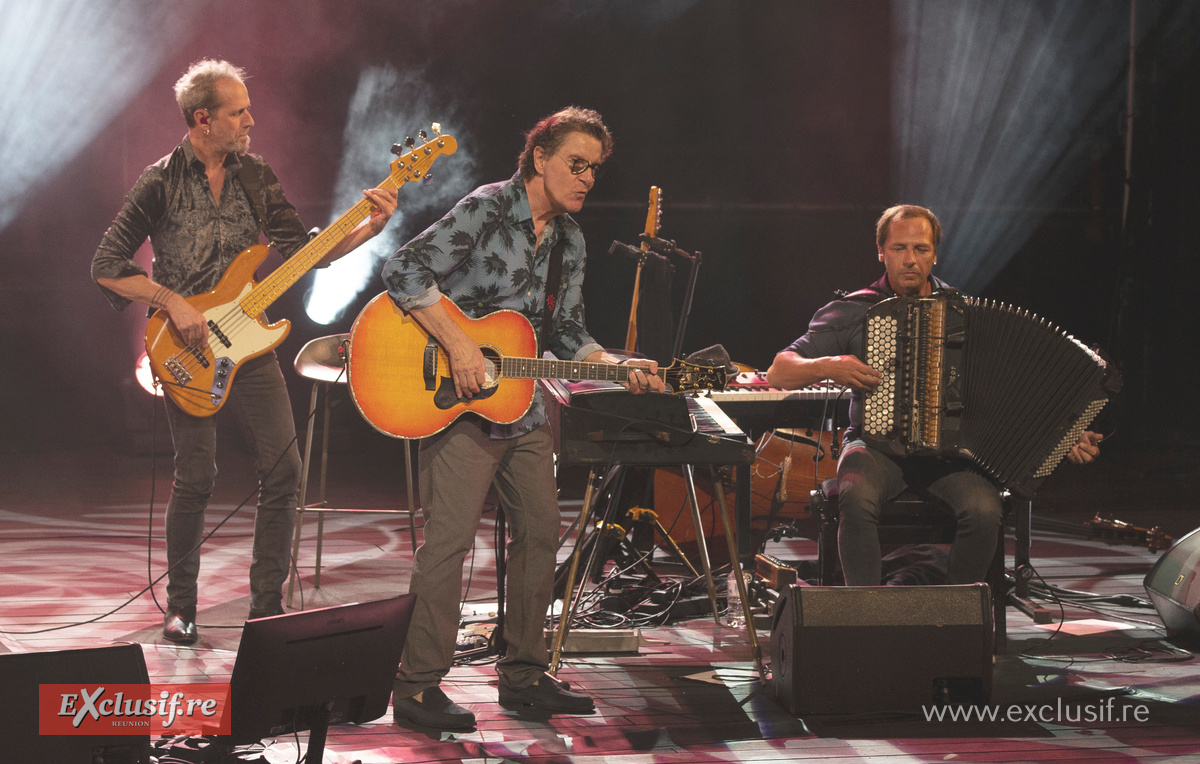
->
xmin=707 ymin=372 xmax=850 ymax=433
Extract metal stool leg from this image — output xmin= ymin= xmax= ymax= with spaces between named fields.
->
xmin=286 ymin=382 xmax=323 ymax=608
xmin=313 ymin=385 xmax=334 ymax=589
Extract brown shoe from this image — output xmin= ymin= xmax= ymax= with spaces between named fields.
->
xmin=163 ymin=606 xmax=197 ymax=645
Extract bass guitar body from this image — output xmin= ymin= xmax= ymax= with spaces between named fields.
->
xmin=348 ymin=293 xmax=538 ymax=438
xmin=142 ymin=128 xmax=457 ymax=419
xmin=144 ymin=243 xmax=290 ymax=417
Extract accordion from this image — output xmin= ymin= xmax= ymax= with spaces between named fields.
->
xmin=861 ymin=290 xmax=1120 ymax=499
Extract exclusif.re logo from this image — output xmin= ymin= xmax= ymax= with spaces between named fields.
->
xmin=38 ymin=683 xmax=231 ymax=736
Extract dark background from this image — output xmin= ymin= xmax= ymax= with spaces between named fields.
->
xmin=2 ymin=1 xmax=1197 ymax=483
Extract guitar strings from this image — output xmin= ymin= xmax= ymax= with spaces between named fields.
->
xmin=162 ymin=175 xmax=404 ymax=389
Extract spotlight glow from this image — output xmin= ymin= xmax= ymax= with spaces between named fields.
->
xmin=890 ymin=1 xmax=1195 ymax=291
xmin=135 ymin=352 xmax=163 ymax=396
xmin=0 ymin=0 xmax=211 ymax=231
xmin=304 ymin=66 xmax=478 ymax=326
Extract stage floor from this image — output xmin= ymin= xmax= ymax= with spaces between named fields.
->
xmin=1 ymin=444 xmax=1198 ymax=763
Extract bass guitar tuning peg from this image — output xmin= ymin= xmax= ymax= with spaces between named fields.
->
xmin=404 ymin=136 xmax=416 ymax=149
xmin=418 ymin=129 xmax=428 ymax=142
xmin=431 ymin=122 xmax=442 ymax=135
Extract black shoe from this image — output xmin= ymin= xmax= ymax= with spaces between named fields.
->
xmin=392 ymin=685 xmax=475 ymax=729
xmin=248 ymin=604 xmax=285 ymax=619
xmin=163 ymin=606 xmax=197 ymax=645
xmin=498 ymin=676 xmax=595 ymax=714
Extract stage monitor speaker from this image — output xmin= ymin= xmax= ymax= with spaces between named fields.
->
xmin=0 ymin=641 xmax=151 ymax=763
xmin=1144 ymin=526 xmax=1200 ymax=642
xmin=771 ymin=584 xmax=993 ymax=715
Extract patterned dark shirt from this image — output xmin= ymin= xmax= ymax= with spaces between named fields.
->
xmin=784 ymin=273 xmax=951 ymax=443
xmin=91 ymin=136 xmax=308 ymax=311
xmin=382 ymin=174 xmax=602 ymax=438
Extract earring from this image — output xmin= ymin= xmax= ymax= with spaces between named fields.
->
xmin=204 ymin=128 xmax=210 ymax=136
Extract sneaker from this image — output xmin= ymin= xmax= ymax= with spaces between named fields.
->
xmin=498 ymin=675 xmax=595 ymax=713
xmin=392 ymin=685 xmax=475 ymax=729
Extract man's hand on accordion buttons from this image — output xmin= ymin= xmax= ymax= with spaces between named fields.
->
xmin=1067 ymin=431 xmax=1103 ymax=464
xmin=829 ymin=355 xmax=883 ymax=393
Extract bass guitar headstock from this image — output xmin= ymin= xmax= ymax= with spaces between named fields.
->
xmin=389 ymin=124 xmax=457 ymax=188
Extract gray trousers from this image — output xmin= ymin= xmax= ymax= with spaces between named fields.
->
xmin=836 ymin=439 xmax=1002 ymax=585
xmin=395 ymin=417 xmax=560 ymax=698
xmin=162 ymin=353 xmax=301 ymax=615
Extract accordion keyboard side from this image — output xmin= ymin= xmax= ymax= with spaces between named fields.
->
xmin=959 ymin=297 xmax=1113 ymax=497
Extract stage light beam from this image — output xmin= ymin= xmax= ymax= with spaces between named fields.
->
xmin=0 ymin=0 xmax=211 ymax=232
xmin=891 ymin=0 xmax=1200 ymax=293
xmin=303 ymin=65 xmax=478 ymax=326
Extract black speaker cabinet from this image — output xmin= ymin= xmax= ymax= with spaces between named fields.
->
xmin=771 ymin=584 xmax=993 ymax=715
xmin=1144 ymin=526 xmax=1200 ymax=641
xmin=0 ymin=642 xmax=151 ymax=763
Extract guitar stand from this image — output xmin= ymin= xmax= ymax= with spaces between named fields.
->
xmin=549 ymin=464 xmax=766 ymax=684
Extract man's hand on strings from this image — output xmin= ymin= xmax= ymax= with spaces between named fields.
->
xmin=168 ymin=295 xmax=209 ymax=348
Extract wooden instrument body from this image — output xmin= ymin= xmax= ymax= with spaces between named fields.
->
xmin=348 ymin=294 xmax=538 ymax=439
xmin=144 ymin=243 xmax=289 ymax=416
xmin=652 ymin=428 xmax=840 ymax=566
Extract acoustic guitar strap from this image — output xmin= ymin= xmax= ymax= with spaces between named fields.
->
xmin=538 ymin=237 xmax=566 ymax=356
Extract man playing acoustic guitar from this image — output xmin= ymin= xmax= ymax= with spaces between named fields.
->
xmin=91 ymin=59 xmax=398 ymax=645
xmin=381 ymin=107 xmax=663 ymax=729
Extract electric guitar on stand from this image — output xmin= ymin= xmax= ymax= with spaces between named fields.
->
xmin=623 ymin=185 xmax=662 ymax=354
xmin=347 ymin=294 xmax=726 ymax=439
xmin=144 ymin=128 xmax=457 ymax=417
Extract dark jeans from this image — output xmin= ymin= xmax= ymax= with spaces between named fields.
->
xmin=836 ymin=439 xmax=1002 ymax=585
xmin=394 ymin=418 xmax=560 ymax=698
xmin=162 ymin=353 xmax=301 ymax=615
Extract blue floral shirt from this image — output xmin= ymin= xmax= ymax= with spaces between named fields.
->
xmin=382 ymin=174 xmax=602 ymax=438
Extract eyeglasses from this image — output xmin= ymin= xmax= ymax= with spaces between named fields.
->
xmin=557 ymin=154 xmax=604 ymax=179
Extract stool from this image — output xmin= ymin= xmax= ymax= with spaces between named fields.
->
xmin=810 ymin=477 xmax=1013 ymax=653
xmin=285 ymin=334 xmax=420 ymax=608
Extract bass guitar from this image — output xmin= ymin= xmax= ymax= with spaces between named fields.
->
xmin=145 ymin=128 xmax=457 ymax=417
xmin=347 ymin=293 xmax=726 ymax=439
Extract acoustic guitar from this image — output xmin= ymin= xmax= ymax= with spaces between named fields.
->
xmin=347 ymin=293 xmax=726 ymax=439
xmin=144 ymin=128 xmax=457 ymax=417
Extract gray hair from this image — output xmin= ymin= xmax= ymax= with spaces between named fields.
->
xmin=174 ymin=59 xmax=248 ymax=127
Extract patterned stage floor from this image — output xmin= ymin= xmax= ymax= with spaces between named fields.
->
xmin=1 ymin=445 xmax=1198 ymax=763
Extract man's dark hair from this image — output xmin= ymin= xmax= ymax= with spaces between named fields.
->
xmin=876 ymin=204 xmax=942 ymax=250
xmin=518 ymin=106 xmax=613 ymax=181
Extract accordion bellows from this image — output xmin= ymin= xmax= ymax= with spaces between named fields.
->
xmin=862 ymin=290 xmax=1121 ymax=499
